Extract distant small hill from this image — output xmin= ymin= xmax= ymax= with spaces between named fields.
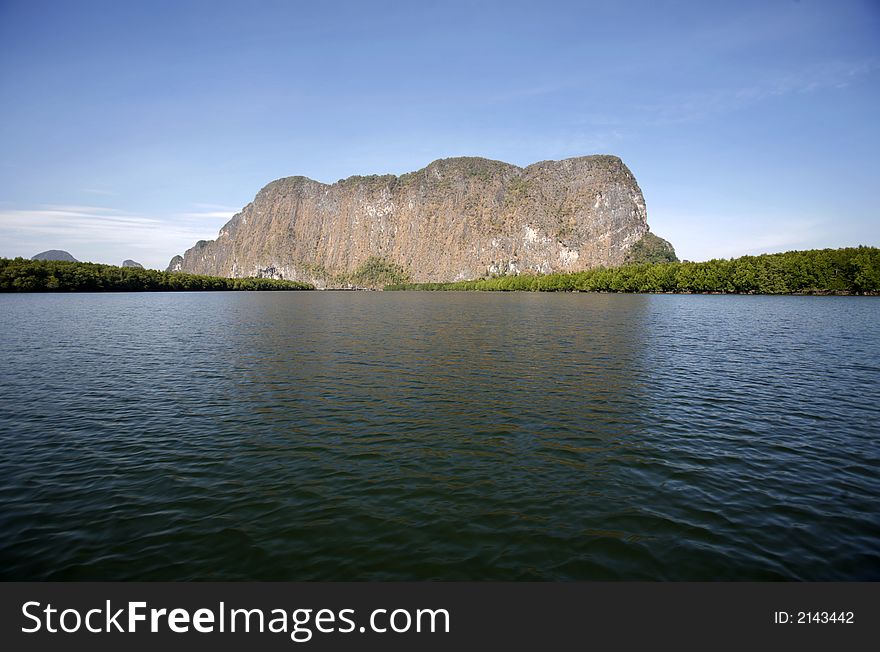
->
xmin=31 ymin=250 xmax=78 ymax=262
xmin=122 ymin=259 xmax=144 ymax=268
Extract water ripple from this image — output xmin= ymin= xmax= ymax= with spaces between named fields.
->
xmin=0 ymin=292 xmax=878 ymax=580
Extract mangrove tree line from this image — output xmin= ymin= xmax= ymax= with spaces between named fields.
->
xmin=385 ymin=247 xmax=880 ymax=294
xmin=0 ymin=258 xmax=314 ymax=292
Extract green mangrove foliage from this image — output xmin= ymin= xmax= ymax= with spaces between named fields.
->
xmin=0 ymin=258 xmax=314 ymax=292
xmin=624 ymin=232 xmax=679 ymax=264
xmin=336 ymin=256 xmax=411 ymax=288
xmin=385 ymin=247 xmax=880 ymax=295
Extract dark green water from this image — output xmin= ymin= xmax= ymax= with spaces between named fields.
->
xmin=0 ymin=292 xmax=878 ymax=580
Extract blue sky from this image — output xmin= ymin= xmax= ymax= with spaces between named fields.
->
xmin=0 ymin=0 xmax=878 ymax=269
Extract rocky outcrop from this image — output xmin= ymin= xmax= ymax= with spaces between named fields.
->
xmin=122 ymin=259 xmax=144 ymax=268
xmin=168 ymin=155 xmax=674 ymax=287
xmin=32 ymin=250 xmax=78 ymax=262
xmin=623 ymin=232 xmax=678 ymax=264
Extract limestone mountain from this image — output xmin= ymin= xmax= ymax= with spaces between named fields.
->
xmin=167 ymin=155 xmax=675 ymax=287
xmin=32 ymin=250 xmax=78 ymax=262
xmin=122 ymin=259 xmax=144 ymax=268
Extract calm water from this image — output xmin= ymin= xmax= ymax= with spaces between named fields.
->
xmin=0 ymin=292 xmax=878 ymax=580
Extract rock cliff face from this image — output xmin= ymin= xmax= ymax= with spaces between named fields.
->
xmin=168 ymin=155 xmax=674 ymax=287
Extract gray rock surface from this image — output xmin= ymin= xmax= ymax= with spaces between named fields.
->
xmin=168 ymin=155 xmax=674 ymax=286
xmin=31 ymin=250 xmax=78 ymax=262
xmin=122 ymin=259 xmax=144 ymax=268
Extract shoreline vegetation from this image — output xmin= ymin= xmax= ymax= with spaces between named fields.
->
xmin=2 ymin=247 xmax=877 ymax=295
xmin=385 ymin=247 xmax=880 ymax=295
xmin=0 ymin=258 xmax=314 ymax=292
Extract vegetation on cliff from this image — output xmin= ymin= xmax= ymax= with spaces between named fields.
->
xmin=385 ymin=247 xmax=880 ymax=295
xmin=0 ymin=258 xmax=314 ymax=292
xmin=335 ymin=256 xmax=411 ymax=289
xmin=624 ymin=232 xmax=678 ymax=264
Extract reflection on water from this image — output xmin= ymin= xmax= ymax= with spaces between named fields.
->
xmin=0 ymin=292 xmax=877 ymax=579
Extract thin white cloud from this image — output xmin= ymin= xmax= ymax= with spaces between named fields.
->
xmin=179 ymin=210 xmax=237 ymax=219
xmin=191 ymin=202 xmax=241 ymax=211
xmin=178 ymin=202 xmax=241 ymax=220
xmin=39 ymin=204 xmax=122 ymax=214
xmin=653 ymin=211 xmax=829 ymax=261
xmin=639 ymin=58 xmax=878 ymax=125
xmin=0 ymin=205 xmax=230 ymax=270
